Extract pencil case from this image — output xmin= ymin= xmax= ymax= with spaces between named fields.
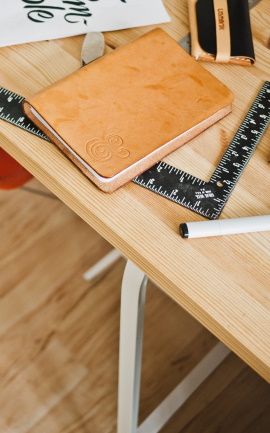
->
xmin=188 ymin=0 xmax=255 ymax=65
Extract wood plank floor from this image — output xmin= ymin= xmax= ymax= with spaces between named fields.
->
xmin=0 ymin=178 xmax=269 ymax=433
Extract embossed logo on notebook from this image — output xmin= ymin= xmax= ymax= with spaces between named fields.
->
xmin=86 ymin=134 xmax=130 ymax=162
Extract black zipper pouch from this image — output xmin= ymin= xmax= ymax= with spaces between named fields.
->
xmin=188 ymin=0 xmax=255 ymax=65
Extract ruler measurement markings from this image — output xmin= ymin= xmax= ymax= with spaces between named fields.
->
xmin=0 ymin=82 xmax=269 ymax=219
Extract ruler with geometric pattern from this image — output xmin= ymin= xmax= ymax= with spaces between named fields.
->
xmin=0 ymin=82 xmax=269 ymax=219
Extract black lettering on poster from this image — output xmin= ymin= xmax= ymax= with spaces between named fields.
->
xmin=21 ymin=0 xmax=128 ymax=25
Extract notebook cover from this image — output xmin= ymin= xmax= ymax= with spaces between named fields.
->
xmin=23 ymin=28 xmax=233 ymax=192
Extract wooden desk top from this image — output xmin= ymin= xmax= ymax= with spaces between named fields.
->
xmin=0 ymin=0 xmax=269 ymax=382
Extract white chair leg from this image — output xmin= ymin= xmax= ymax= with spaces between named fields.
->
xmin=83 ymin=249 xmax=122 ymax=282
xmin=117 ymin=260 xmax=148 ymax=433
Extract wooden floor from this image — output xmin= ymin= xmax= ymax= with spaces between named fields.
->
xmin=0 ymin=178 xmax=269 ymax=433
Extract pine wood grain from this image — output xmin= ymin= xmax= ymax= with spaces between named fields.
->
xmin=0 ymin=1 xmax=269 ymax=381
xmin=0 ymin=184 xmax=269 ymax=433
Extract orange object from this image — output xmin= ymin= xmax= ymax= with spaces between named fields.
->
xmin=24 ymin=28 xmax=233 ymax=192
xmin=0 ymin=148 xmax=32 ymax=190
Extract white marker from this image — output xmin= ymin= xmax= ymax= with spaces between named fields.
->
xmin=179 ymin=215 xmax=270 ymax=239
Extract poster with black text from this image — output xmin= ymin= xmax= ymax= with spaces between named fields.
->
xmin=0 ymin=0 xmax=170 ymax=47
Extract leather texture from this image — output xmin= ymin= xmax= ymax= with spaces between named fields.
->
xmin=213 ymin=0 xmax=231 ymax=63
xmin=24 ymin=28 xmax=233 ymax=192
xmin=189 ymin=0 xmax=255 ymax=65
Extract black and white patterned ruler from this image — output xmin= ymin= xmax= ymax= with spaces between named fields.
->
xmin=134 ymin=82 xmax=270 ymax=219
xmin=0 ymin=82 xmax=270 ymax=219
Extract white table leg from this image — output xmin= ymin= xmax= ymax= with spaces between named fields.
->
xmin=117 ymin=260 xmax=148 ymax=433
xmin=138 ymin=342 xmax=230 ymax=433
xmin=117 ymin=260 xmax=231 ymax=433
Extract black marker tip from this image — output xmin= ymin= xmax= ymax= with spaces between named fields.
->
xmin=179 ymin=223 xmax=189 ymax=238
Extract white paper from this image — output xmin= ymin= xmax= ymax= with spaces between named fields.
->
xmin=0 ymin=0 xmax=170 ymax=48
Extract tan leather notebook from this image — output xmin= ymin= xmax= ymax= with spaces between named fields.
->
xmin=23 ymin=28 xmax=233 ymax=192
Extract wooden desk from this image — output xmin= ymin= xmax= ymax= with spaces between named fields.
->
xmin=0 ymin=0 xmax=269 ymax=385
